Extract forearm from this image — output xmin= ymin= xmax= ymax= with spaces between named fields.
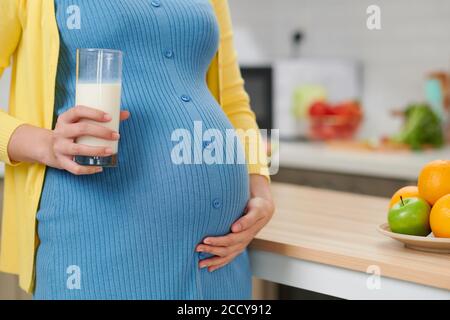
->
xmin=7 ymin=124 xmax=53 ymax=164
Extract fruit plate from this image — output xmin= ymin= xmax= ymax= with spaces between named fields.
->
xmin=378 ymin=223 xmax=450 ymax=254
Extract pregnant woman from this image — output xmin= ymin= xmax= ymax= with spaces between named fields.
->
xmin=0 ymin=0 xmax=274 ymax=299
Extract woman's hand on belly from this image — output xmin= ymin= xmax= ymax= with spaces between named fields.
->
xmin=196 ymin=175 xmax=274 ymax=272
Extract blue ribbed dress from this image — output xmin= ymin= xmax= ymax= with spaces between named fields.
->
xmin=34 ymin=0 xmax=251 ymax=300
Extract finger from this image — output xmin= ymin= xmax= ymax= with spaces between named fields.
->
xmin=59 ymin=156 xmax=103 ymax=175
xmin=199 ymin=255 xmax=232 ymax=270
xmin=231 ymin=208 xmax=265 ymax=233
xmin=196 ymin=244 xmax=230 ymax=257
xmin=55 ymin=142 xmax=114 ymax=157
xmin=120 ymin=110 xmax=130 ymax=121
xmin=208 ymin=262 xmax=228 ymax=272
xmin=203 ymin=232 xmax=247 ymax=247
xmin=59 ymin=105 xmax=111 ymax=124
xmin=59 ymin=122 xmax=120 ymax=140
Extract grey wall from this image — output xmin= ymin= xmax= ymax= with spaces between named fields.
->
xmin=0 ymin=68 xmax=11 ymax=111
xmin=0 ymin=68 xmax=11 ymax=175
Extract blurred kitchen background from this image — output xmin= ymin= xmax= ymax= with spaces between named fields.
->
xmin=231 ymin=0 xmax=450 ymax=299
xmin=1 ymin=0 xmax=450 ymax=299
xmin=229 ymin=0 xmax=450 ymax=195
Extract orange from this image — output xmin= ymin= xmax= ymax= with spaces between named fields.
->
xmin=430 ymin=194 xmax=450 ymax=238
xmin=418 ymin=160 xmax=450 ymax=205
xmin=389 ymin=186 xmax=420 ymax=208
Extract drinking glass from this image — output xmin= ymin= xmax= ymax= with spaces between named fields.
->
xmin=74 ymin=48 xmax=123 ymax=167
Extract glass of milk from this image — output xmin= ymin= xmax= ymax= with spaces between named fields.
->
xmin=74 ymin=48 xmax=123 ymax=167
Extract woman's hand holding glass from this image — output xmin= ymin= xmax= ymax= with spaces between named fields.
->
xmin=49 ymin=105 xmax=129 ymax=174
xmin=7 ymin=105 xmax=129 ymax=175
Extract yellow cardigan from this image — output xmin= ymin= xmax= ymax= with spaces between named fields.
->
xmin=0 ymin=0 xmax=268 ymax=293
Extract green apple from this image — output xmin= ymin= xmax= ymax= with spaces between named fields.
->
xmin=388 ymin=197 xmax=431 ymax=236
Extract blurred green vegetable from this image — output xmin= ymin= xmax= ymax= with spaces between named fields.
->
xmin=393 ymin=103 xmax=444 ymax=150
xmin=291 ymin=85 xmax=327 ymax=119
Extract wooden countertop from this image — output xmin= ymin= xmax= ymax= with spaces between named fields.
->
xmin=251 ymin=183 xmax=450 ymax=291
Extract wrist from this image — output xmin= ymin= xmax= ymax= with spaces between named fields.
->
xmin=34 ymin=127 xmax=55 ymax=165
xmin=250 ymin=174 xmax=272 ymax=200
xmin=8 ymin=124 xmax=53 ymax=165
xmin=249 ymin=174 xmax=275 ymax=213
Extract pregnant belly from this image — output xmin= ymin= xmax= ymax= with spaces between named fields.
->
xmin=37 ymin=131 xmax=249 ymax=249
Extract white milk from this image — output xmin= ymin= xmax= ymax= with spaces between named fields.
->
xmin=75 ymin=83 xmax=122 ymax=153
